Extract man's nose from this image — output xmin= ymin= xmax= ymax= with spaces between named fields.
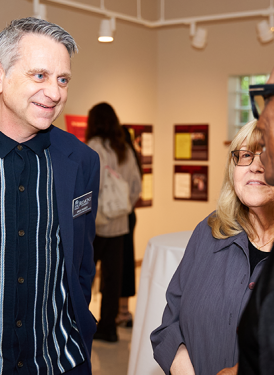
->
xmin=43 ymin=80 xmax=61 ymax=102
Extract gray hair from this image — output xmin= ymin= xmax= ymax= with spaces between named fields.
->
xmin=0 ymin=17 xmax=78 ymax=73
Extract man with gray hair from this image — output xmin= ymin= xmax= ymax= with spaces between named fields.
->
xmin=0 ymin=17 xmax=99 ymax=374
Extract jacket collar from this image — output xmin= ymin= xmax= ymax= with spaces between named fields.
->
xmin=48 ymin=125 xmax=74 ymax=157
xmin=48 ymin=125 xmax=79 ymax=274
xmin=213 ymin=230 xmax=249 ymax=257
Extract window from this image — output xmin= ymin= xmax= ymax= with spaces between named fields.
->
xmin=227 ymin=74 xmax=269 ymax=140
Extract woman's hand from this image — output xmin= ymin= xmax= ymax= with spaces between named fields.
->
xmin=216 ymin=363 xmax=238 ymax=375
xmin=170 ymin=344 xmax=195 ymax=375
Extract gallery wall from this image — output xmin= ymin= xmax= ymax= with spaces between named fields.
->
xmin=1 ymin=0 xmax=274 ymax=260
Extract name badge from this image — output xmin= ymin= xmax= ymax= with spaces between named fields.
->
xmin=72 ymin=191 xmax=92 ymax=218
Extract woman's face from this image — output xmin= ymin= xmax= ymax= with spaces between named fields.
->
xmin=233 ymin=143 xmax=274 ymax=211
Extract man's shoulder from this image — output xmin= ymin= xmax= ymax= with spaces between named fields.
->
xmin=49 ymin=125 xmax=98 ymax=159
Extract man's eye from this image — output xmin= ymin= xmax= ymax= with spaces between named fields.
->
xmin=265 ymin=98 xmax=270 ymax=106
xmin=35 ymin=73 xmax=44 ymax=80
xmin=59 ymin=77 xmax=68 ymax=85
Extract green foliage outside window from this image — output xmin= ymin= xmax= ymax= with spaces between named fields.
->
xmin=228 ymin=73 xmax=270 ymax=139
xmin=238 ymin=74 xmax=269 ymax=126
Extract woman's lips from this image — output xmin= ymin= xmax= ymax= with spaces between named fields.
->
xmin=246 ymin=180 xmax=266 ymax=185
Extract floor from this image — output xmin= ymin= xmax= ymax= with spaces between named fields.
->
xmin=89 ymin=265 xmax=140 ymax=375
xmin=91 ymin=326 xmax=132 ymax=375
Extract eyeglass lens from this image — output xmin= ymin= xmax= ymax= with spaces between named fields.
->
xmin=233 ymin=150 xmax=256 ymax=166
xmin=253 ymin=94 xmax=265 ymax=118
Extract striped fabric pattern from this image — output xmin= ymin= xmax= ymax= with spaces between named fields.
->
xmin=0 ymin=141 xmax=85 ymax=374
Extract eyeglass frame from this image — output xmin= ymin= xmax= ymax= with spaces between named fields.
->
xmin=249 ymin=84 xmax=274 ymax=120
xmin=231 ymin=149 xmax=263 ymax=166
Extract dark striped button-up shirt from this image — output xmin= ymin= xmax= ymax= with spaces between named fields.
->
xmin=0 ymin=130 xmax=85 ymax=374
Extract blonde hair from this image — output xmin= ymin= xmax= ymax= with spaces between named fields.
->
xmin=208 ymin=119 xmax=262 ymax=239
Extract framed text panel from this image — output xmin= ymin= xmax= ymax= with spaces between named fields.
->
xmin=135 ymin=167 xmax=153 ymax=208
xmin=174 ymin=165 xmax=208 ymax=201
xmin=123 ymin=124 xmax=153 ymax=165
xmin=174 ymin=124 xmax=209 ymax=161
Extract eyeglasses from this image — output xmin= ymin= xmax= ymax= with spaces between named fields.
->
xmin=231 ymin=150 xmax=263 ymax=166
xmin=249 ymin=84 xmax=274 ymax=119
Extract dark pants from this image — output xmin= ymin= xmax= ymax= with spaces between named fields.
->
xmin=93 ymin=235 xmax=124 ymax=332
xmin=121 ymin=211 xmax=136 ymax=297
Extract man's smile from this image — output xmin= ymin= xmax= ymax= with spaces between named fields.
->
xmin=32 ymin=102 xmax=55 ymax=109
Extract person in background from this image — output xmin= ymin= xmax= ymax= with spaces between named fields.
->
xmin=0 ymin=17 xmax=99 ymax=374
xmin=151 ymin=119 xmax=274 ymax=375
xmin=115 ymin=126 xmax=143 ymax=328
xmin=86 ymin=103 xmax=142 ymax=342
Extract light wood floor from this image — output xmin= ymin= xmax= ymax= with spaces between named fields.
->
xmin=89 ymin=267 xmax=141 ymax=375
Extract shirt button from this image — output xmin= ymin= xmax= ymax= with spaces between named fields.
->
xmin=17 ymin=145 xmax=23 ymax=151
xmin=18 ymin=361 xmax=23 ymax=368
xmin=18 ymin=277 xmax=24 ymax=284
xmin=18 ymin=230 xmax=25 ymax=237
xmin=18 ymin=186 xmax=25 ymax=192
xmin=249 ymin=282 xmax=255 ymax=290
xmin=16 ymin=320 xmax=22 ymax=328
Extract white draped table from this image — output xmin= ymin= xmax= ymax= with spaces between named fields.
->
xmin=127 ymin=231 xmax=193 ymax=375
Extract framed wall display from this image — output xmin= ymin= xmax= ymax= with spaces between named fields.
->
xmin=174 ymin=165 xmax=208 ymax=201
xmin=135 ymin=167 xmax=153 ymax=208
xmin=123 ymin=124 xmax=153 ymax=165
xmin=174 ymin=124 xmax=209 ymax=161
xmin=65 ymin=114 xmax=87 ymax=143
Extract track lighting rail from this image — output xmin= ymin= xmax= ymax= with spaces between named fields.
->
xmin=45 ymin=0 xmax=274 ymax=29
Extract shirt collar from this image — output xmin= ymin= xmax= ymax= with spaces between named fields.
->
xmin=23 ymin=130 xmax=51 ymax=157
xmin=0 ymin=132 xmax=18 ymax=158
xmin=0 ymin=129 xmax=51 ymax=158
xmin=213 ymin=230 xmax=248 ymax=255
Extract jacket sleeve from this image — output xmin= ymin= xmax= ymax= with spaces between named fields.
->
xmin=150 ymin=222 xmax=202 ymax=375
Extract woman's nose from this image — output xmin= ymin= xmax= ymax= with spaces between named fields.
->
xmin=250 ymin=154 xmax=264 ymax=172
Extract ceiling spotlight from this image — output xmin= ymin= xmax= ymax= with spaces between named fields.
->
xmin=257 ymin=20 xmax=273 ymax=43
xmin=98 ymin=17 xmax=116 ymax=43
xmin=191 ymin=27 xmax=208 ymax=49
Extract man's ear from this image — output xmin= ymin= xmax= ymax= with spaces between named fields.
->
xmin=0 ymin=63 xmax=5 ymax=94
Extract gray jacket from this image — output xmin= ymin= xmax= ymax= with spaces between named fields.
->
xmin=151 ymin=216 xmax=267 ymax=375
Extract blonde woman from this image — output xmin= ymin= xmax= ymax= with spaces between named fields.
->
xmin=151 ymin=120 xmax=274 ymax=375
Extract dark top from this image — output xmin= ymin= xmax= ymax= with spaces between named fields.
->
xmin=238 ymin=243 xmax=274 ymax=375
xmin=248 ymin=240 xmax=269 ymax=275
xmin=0 ymin=131 xmax=85 ymax=374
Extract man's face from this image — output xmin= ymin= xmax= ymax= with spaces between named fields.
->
xmin=256 ymin=69 xmax=274 ymax=185
xmin=0 ymin=33 xmax=71 ymax=142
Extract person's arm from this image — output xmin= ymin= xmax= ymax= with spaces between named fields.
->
xmin=125 ymin=147 xmax=142 ymax=207
xmin=170 ymin=344 xmax=195 ymax=375
xmin=151 ymin=223 xmax=203 ymax=374
xmin=216 ymin=363 xmax=238 ymax=375
xmin=87 ymin=138 xmax=106 ymax=192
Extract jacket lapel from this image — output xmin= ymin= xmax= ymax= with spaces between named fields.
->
xmin=49 ymin=143 xmax=78 ymax=276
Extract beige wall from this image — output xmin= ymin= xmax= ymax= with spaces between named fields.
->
xmin=154 ymin=17 xmax=273 ymax=245
xmin=1 ymin=0 xmax=274 ymax=260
